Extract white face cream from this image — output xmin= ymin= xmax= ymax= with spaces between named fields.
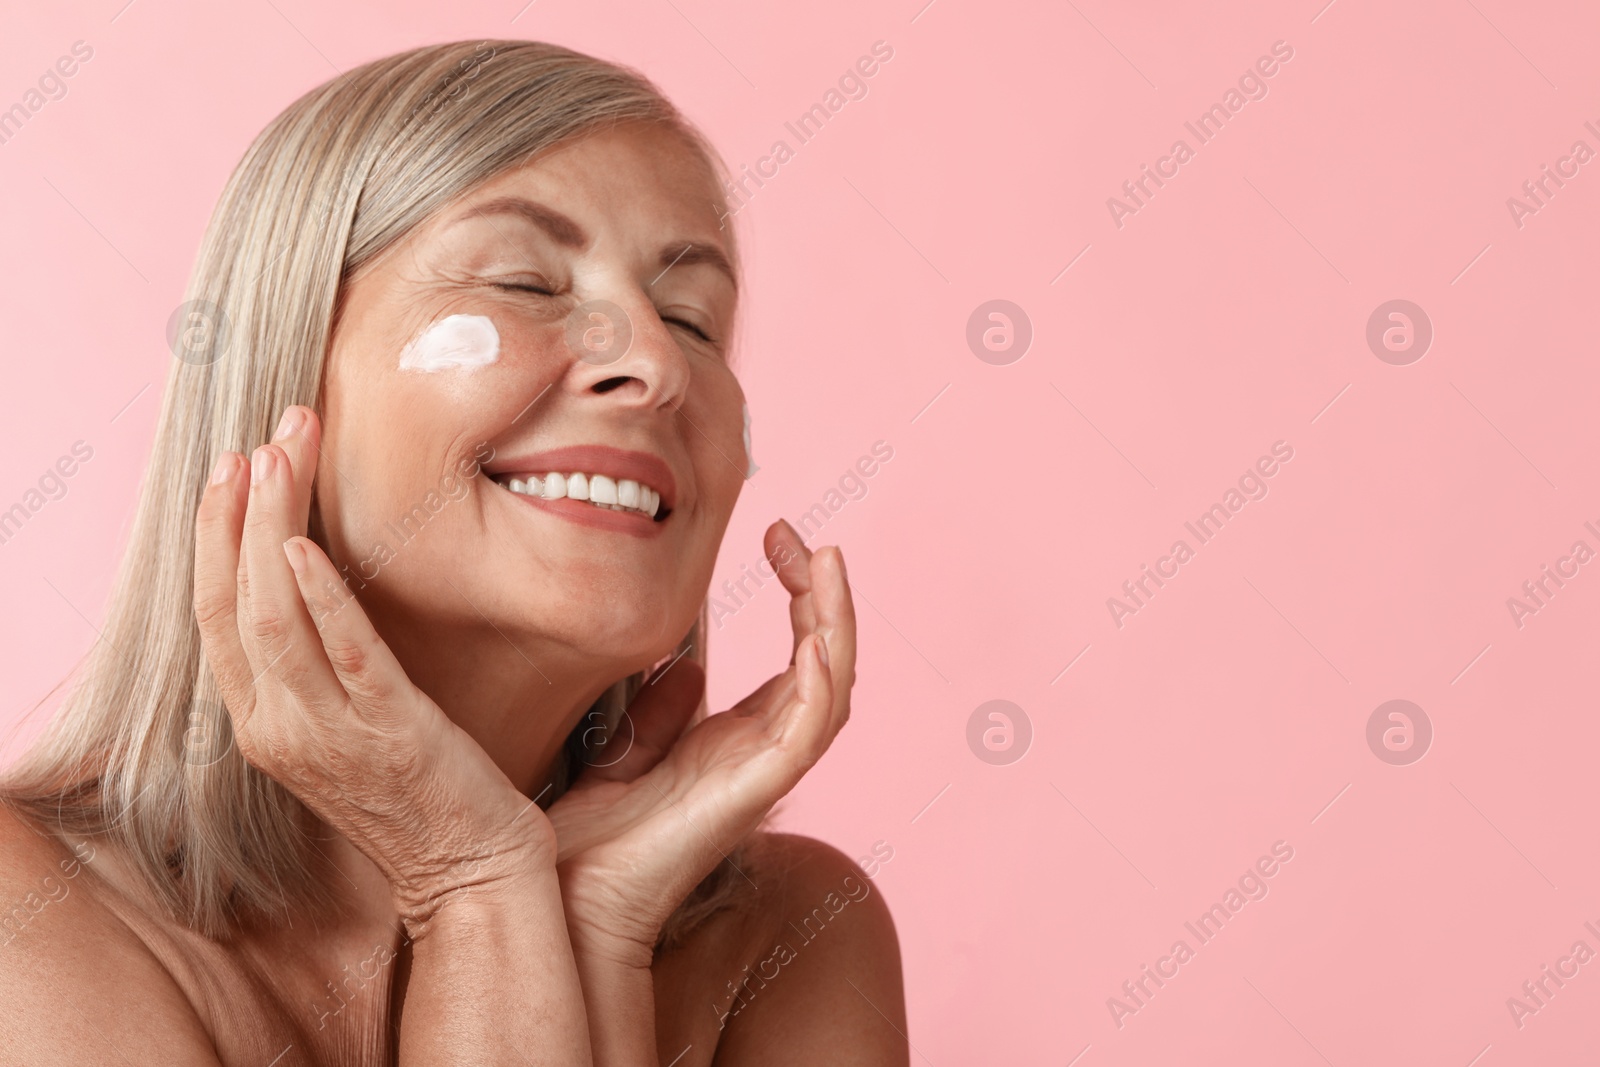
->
xmin=741 ymin=402 xmax=758 ymax=478
xmin=399 ymin=314 xmax=500 ymax=372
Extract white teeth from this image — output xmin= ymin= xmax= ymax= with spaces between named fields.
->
xmin=496 ymin=470 xmax=663 ymax=518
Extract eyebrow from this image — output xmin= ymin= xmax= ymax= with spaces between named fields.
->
xmin=654 ymin=242 xmax=738 ymax=293
xmin=452 ymin=195 xmax=738 ymax=293
xmin=456 ymin=196 xmax=589 ymax=248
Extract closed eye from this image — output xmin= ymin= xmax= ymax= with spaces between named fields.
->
xmin=664 ymin=316 xmax=714 ymax=343
xmin=496 ymin=283 xmax=717 ymax=344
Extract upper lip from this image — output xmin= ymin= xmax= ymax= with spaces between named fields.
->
xmin=485 ymin=444 xmax=678 ymax=512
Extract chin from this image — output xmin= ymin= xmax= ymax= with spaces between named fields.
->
xmin=523 ymin=593 xmax=698 ymax=666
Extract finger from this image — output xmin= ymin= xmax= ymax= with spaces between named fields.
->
xmin=193 ymin=450 xmax=260 ymax=726
xmin=727 ymin=671 xmax=788 ymax=718
xmin=773 ymin=633 xmax=834 ymax=770
xmin=581 ymin=659 xmax=706 ymax=783
xmin=264 ymin=406 xmax=321 ymax=533
xmin=236 ymin=443 xmax=343 ymax=711
xmin=762 ymin=519 xmax=816 ymax=664
xmin=808 ymin=546 xmax=858 ymax=733
xmin=766 ymin=517 xmax=813 ymax=588
xmin=766 ymin=523 xmax=857 ymax=734
xmin=280 ymin=535 xmax=417 ymax=714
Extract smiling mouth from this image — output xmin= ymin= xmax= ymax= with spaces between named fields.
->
xmin=490 ymin=471 xmax=671 ymax=522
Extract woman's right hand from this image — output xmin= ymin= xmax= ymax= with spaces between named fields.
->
xmin=192 ymin=404 xmax=552 ymax=930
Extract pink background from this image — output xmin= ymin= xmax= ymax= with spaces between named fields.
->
xmin=2 ymin=0 xmax=1597 ymax=1062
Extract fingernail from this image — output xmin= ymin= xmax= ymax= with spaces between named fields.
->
xmin=282 ymin=538 xmax=306 ymax=574
xmin=816 ymin=634 xmax=830 ymax=667
xmin=251 ymin=448 xmax=274 ymax=485
xmin=272 ymin=407 xmax=303 ymax=442
xmin=208 ymin=452 xmax=238 ymax=485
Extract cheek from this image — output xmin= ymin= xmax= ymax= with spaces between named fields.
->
xmin=693 ymin=382 xmax=750 ymax=511
xmin=398 ymin=313 xmax=500 ymax=371
xmin=379 ymin=310 xmax=567 ymax=422
xmin=325 ymin=452 xmax=478 ymax=558
xmin=321 ymin=314 xmax=539 ymax=547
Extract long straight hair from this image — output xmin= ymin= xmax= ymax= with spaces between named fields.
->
xmin=0 ymin=40 xmax=745 ymax=947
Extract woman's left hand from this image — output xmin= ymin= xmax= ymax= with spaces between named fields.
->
xmin=546 ymin=519 xmax=856 ymax=968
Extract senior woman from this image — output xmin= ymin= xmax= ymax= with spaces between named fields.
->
xmin=0 ymin=40 xmax=905 ymax=1065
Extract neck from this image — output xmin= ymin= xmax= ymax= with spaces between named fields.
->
xmin=299 ymin=615 xmax=636 ymax=950
xmin=387 ymin=615 xmax=635 ymax=799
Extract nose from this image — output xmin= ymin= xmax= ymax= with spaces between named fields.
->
xmin=562 ymin=294 xmax=691 ymax=412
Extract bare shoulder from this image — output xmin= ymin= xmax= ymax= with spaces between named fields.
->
xmin=659 ymin=830 xmax=908 ymax=1066
xmin=0 ymin=804 xmax=221 ymax=1064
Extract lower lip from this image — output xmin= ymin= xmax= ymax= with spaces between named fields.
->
xmin=499 ymin=484 xmax=667 ymax=538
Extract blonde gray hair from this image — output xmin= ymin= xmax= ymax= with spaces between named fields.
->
xmin=0 ymin=39 xmax=745 ymax=949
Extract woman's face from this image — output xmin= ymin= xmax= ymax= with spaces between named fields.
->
xmin=317 ymin=121 xmax=745 ymax=674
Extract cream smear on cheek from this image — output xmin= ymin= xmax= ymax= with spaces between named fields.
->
xmin=398 ymin=314 xmax=501 ymax=371
xmin=742 ymin=402 xmax=759 ymax=479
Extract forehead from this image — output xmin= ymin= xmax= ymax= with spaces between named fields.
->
xmin=436 ymin=122 xmax=727 ymax=248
